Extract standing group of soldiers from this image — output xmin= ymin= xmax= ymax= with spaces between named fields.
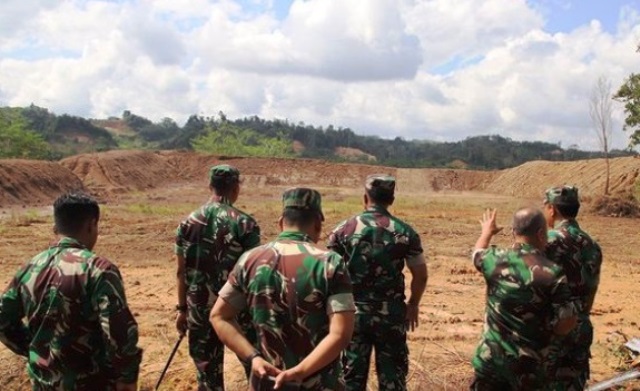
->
xmin=471 ymin=187 xmax=602 ymax=391
xmin=0 ymin=163 xmax=602 ymax=391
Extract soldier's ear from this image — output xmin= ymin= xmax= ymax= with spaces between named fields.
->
xmin=537 ymin=227 xmax=547 ymax=245
xmin=277 ymin=215 xmax=284 ymax=231
xmin=85 ymin=217 xmax=98 ymax=234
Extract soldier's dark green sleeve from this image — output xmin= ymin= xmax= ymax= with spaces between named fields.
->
xmin=174 ymin=221 xmax=187 ymax=257
xmin=326 ymin=223 xmax=346 ymax=256
xmin=545 ymin=229 xmax=563 ymax=262
xmin=239 ymin=216 xmax=261 ymax=251
xmin=325 ymin=252 xmax=356 ymax=314
xmin=90 ymin=258 xmax=142 ymax=384
xmin=584 ymin=242 xmax=603 ymax=312
xmin=472 ymin=248 xmax=490 ymax=272
xmin=218 ymin=254 xmax=249 ymax=310
xmin=549 ymin=272 xmax=577 ymax=325
xmin=405 ymin=227 xmax=425 ymax=267
xmin=0 ymin=270 xmax=30 ymax=357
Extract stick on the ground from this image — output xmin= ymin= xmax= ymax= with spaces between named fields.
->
xmin=587 ymin=369 xmax=640 ymax=391
xmin=154 ymin=333 xmax=185 ymax=390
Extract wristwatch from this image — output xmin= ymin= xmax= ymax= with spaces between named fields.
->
xmin=244 ymin=350 xmax=263 ymax=365
xmin=175 ymin=304 xmax=188 ymax=313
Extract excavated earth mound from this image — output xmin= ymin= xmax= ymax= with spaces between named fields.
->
xmin=61 ymin=150 xmax=175 ymax=194
xmin=0 ymin=159 xmax=85 ymax=207
xmin=486 ymin=157 xmax=640 ymax=199
xmin=60 ymin=150 xmax=496 ymax=195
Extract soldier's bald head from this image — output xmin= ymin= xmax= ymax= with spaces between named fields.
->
xmin=512 ymin=207 xmax=546 ymax=237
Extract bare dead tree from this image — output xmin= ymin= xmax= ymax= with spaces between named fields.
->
xmin=589 ymin=76 xmax=614 ymax=195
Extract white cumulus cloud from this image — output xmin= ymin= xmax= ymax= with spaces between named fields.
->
xmin=0 ymin=0 xmax=639 ymax=150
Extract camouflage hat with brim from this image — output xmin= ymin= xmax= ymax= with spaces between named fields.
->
xmin=544 ymin=185 xmax=580 ymax=206
xmin=282 ymin=187 xmax=324 ymax=221
xmin=209 ymin=164 xmax=240 ymax=183
xmin=365 ymin=174 xmax=396 ymax=195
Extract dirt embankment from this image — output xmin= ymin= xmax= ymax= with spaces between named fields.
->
xmin=2 ymin=151 xmax=639 ymax=207
xmin=396 ymin=168 xmax=495 ymax=193
xmin=60 ymin=150 xmax=394 ymax=191
xmin=0 ymin=160 xmax=85 ymax=207
xmin=486 ymin=157 xmax=640 ymax=198
xmin=60 ymin=150 xmax=496 ymax=195
xmin=61 ymin=150 xmax=176 ymax=194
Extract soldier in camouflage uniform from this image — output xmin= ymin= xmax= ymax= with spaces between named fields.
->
xmin=327 ymin=174 xmax=428 ymax=391
xmin=211 ymin=187 xmax=356 ymax=391
xmin=542 ymin=186 xmax=602 ymax=391
xmin=174 ymin=164 xmax=261 ymax=391
xmin=0 ymin=192 xmax=142 ymax=391
xmin=471 ymin=208 xmax=577 ymax=391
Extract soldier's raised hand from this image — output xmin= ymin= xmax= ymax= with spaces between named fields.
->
xmin=479 ymin=209 xmax=502 ymax=236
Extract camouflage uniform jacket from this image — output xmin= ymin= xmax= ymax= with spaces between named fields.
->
xmin=175 ymin=198 xmax=260 ymax=309
xmin=546 ymin=218 xmax=602 ymax=374
xmin=0 ymin=237 xmax=142 ymax=390
xmin=546 ymin=219 xmax=602 ymax=323
xmin=219 ymin=231 xmax=356 ymax=391
xmin=472 ymin=243 xmax=576 ymax=369
xmin=327 ymin=205 xmax=424 ymax=316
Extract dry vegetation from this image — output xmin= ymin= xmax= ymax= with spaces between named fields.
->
xmin=1 ymin=182 xmax=640 ymax=390
xmin=590 ymin=192 xmax=640 ymax=218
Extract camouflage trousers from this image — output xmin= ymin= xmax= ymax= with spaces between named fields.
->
xmin=471 ymin=339 xmax=549 ymax=391
xmin=31 ymin=372 xmax=115 ymax=391
xmin=343 ymin=313 xmax=408 ymax=391
xmin=188 ymin=305 xmax=254 ymax=391
xmin=547 ymin=319 xmax=593 ymax=391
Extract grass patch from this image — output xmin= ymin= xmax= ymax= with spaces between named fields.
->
xmin=123 ymin=203 xmax=192 ymax=217
xmin=323 ymin=197 xmax=362 ymax=219
xmin=4 ymin=209 xmax=49 ymax=227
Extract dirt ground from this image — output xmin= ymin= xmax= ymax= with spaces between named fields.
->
xmin=1 ymin=179 xmax=639 ymax=391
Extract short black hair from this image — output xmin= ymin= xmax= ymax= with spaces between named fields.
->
xmin=54 ymin=192 xmax=100 ymax=235
xmin=554 ymin=203 xmax=580 ymax=219
xmin=512 ymin=207 xmax=546 ymax=236
xmin=366 ymin=189 xmax=394 ymax=206
xmin=210 ymin=177 xmax=239 ymax=194
xmin=282 ymin=208 xmax=321 ymax=228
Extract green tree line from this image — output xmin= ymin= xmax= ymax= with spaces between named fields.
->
xmin=1 ymin=105 xmax=637 ymax=169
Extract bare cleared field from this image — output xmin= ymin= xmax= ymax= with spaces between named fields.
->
xmin=1 ymin=180 xmax=639 ymax=390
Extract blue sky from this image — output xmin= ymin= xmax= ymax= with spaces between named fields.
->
xmin=234 ymin=0 xmax=640 ymax=33
xmin=532 ymin=0 xmax=640 ymax=33
xmin=0 ymin=0 xmax=639 ymax=150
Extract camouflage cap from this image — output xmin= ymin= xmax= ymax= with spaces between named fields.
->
xmin=209 ymin=164 xmax=240 ymax=183
xmin=544 ymin=185 xmax=580 ymax=206
xmin=365 ymin=174 xmax=396 ymax=195
xmin=282 ymin=187 xmax=324 ymax=220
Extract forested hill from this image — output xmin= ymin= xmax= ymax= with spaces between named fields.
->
xmin=0 ymin=105 xmax=635 ymax=169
